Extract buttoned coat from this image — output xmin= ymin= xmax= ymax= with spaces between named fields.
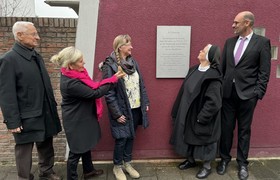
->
xmin=0 ymin=43 xmax=61 ymax=144
xmin=60 ymin=75 xmax=113 ymax=153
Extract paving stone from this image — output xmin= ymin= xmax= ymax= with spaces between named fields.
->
xmin=1 ymin=159 xmax=280 ymax=180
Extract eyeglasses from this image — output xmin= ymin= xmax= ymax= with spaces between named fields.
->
xmin=121 ymin=42 xmax=132 ymax=47
xmin=233 ymin=19 xmax=249 ymax=26
xmin=22 ymin=32 xmax=39 ymax=37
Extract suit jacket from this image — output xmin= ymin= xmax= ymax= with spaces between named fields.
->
xmin=0 ymin=42 xmax=61 ymax=144
xmin=222 ymin=33 xmax=271 ymax=100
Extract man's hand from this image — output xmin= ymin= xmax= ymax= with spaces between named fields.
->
xmin=117 ymin=115 xmax=126 ymax=124
xmin=9 ymin=126 xmax=23 ymax=133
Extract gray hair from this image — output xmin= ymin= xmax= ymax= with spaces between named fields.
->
xmin=243 ymin=11 xmax=255 ymax=27
xmin=12 ymin=21 xmax=34 ymax=41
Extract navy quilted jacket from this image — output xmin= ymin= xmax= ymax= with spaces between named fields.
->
xmin=101 ymin=54 xmax=149 ymax=139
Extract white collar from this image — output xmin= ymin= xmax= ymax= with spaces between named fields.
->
xmin=239 ymin=31 xmax=253 ymax=41
xmin=198 ymin=65 xmax=210 ymax=72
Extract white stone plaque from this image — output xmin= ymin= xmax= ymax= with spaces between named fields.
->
xmin=156 ymin=26 xmax=191 ymax=78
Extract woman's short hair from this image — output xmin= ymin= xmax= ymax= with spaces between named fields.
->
xmin=50 ymin=46 xmax=83 ymax=68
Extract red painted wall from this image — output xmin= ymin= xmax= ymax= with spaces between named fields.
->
xmin=92 ymin=0 xmax=280 ymax=160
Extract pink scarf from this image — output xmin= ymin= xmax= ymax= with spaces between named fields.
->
xmin=61 ymin=67 xmax=118 ymax=120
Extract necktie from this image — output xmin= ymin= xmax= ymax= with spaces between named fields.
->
xmin=234 ymin=37 xmax=246 ymax=65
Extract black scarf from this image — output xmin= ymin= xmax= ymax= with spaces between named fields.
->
xmin=110 ymin=52 xmax=136 ymax=75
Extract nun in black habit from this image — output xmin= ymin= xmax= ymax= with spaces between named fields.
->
xmin=170 ymin=44 xmax=223 ymax=179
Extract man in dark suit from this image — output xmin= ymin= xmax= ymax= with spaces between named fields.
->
xmin=0 ymin=21 xmax=62 ymax=180
xmin=216 ymin=11 xmax=271 ymax=180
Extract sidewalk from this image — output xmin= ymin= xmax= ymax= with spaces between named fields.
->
xmin=1 ymin=159 xmax=280 ymax=180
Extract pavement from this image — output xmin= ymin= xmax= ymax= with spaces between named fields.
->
xmin=1 ymin=158 xmax=280 ymax=180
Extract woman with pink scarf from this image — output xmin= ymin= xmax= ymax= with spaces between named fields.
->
xmin=51 ymin=46 xmax=125 ymax=180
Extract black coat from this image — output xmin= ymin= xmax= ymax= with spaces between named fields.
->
xmin=102 ymin=55 xmax=150 ymax=139
xmin=0 ymin=43 xmax=61 ymax=144
xmin=170 ymin=65 xmax=222 ymax=156
xmin=222 ymin=33 xmax=271 ymax=100
xmin=60 ymin=75 xmax=113 ymax=153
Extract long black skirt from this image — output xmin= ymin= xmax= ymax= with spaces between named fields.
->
xmin=185 ymin=142 xmax=217 ymax=161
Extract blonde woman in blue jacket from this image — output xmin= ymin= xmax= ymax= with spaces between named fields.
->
xmin=101 ymin=34 xmax=150 ymax=180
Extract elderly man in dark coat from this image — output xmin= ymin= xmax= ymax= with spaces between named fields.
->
xmin=0 ymin=21 xmax=62 ymax=180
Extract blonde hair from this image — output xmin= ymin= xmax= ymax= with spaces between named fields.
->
xmin=12 ymin=21 xmax=34 ymax=41
xmin=113 ymin=34 xmax=131 ymax=63
xmin=50 ymin=46 xmax=83 ymax=68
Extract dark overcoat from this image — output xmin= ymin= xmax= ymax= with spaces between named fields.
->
xmin=60 ymin=75 xmax=113 ymax=153
xmin=170 ymin=65 xmax=222 ymax=156
xmin=101 ymin=55 xmax=150 ymax=139
xmin=0 ymin=42 xmax=61 ymax=144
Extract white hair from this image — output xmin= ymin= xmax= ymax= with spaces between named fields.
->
xmin=12 ymin=21 xmax=34 ymax=41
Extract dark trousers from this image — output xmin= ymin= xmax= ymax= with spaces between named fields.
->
xmin=113 ymin=108 xmax=142 ymax=165
xmin=67 ymin=150 xmax=94 ymax=180
xmin=113 ymin=137 xmax=134 ymax=165
xmin=220 ymin=85 xmax=258 ymax=166
xmin=15 ymin=137 xmax=55 ymax=180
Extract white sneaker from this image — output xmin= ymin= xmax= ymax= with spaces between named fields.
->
xmin=113 ymin=165 xmax=127 ymax=180
xmin=124 ymin=162 xmax=140 ymax=179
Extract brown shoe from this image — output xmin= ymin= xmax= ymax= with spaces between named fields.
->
xmin=84 ymin=169 xmax=104 ymax=179
xmin=39 ymin=173 xmax=62 ymax=180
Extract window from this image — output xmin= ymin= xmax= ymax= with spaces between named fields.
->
xmin=253 ymin=27 xmax=265 ymax=37
xmin=271 ymin=46 xmax=278 ymax=60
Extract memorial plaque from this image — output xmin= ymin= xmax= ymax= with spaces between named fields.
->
xmin=156 ymin=26 xmax=191 ymax=78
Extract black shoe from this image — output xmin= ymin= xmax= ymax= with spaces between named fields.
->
xmin=238 ymin=166 xmax=249 ymax=180
xmin=84 ymin=169 xmax=104 ymax=179
xmin=39 ymin=173 xmax=62 ymax=180
xmin=178 ymin=159 xmax=197 ymax=170
xmin=196 ymin=167 xmax=211 ymax=179
xmin=216 ymin=160 xmax=228 ymax=175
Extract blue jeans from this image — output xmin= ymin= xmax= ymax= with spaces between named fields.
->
xmin=113 ymin=108 xmax=142 ymax=165
xmin=113 ymin=137 xmax=134 ymax=165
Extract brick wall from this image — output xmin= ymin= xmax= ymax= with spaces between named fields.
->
xmin=0 ymin=17 xmax=77 ymax=165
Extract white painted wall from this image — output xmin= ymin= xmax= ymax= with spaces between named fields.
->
xmin=75 ymin=0 xmax=99 ymax=78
